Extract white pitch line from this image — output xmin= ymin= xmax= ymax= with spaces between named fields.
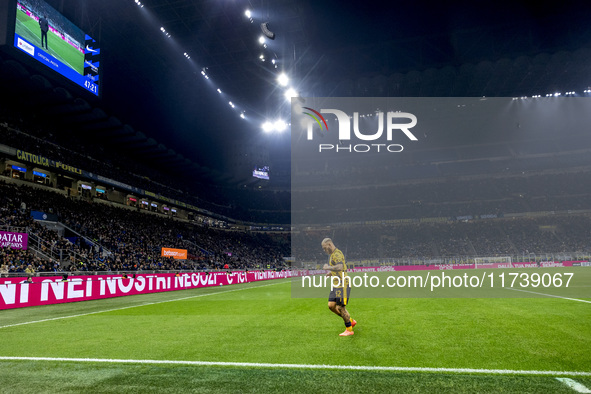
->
xmin=0 ymin=280 xmax=287 ymax=330
xmin=505 ymin=288 xmax=591 ymax=304
xmin=0 ymin=356 xmax=589 ymax=377
xmin=556 ymin=378 xmax=591 ymax=393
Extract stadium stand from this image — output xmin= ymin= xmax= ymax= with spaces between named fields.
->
xmin=0 ymin=111 xmax=291 ymax=224
xmin=0 ymin=180 xmax=290 ymax=275
xmin=294 ymin=214 xmax=591 ymax=265
xmin=4 ymin=110 xmax=591 ymax=274
xmin=4 ymin=72 xmax=591 ymax=274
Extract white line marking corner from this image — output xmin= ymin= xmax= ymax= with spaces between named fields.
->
xmin=556 ymin=377 xmax=591 ymax=393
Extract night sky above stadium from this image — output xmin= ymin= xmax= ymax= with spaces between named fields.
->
xmin=31 ymin=0 xmax=591 ymax=186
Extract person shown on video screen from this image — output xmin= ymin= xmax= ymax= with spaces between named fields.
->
xmin=39 ymin=15 xmax=49 ymax=50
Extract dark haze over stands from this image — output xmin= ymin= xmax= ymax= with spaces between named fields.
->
xmin=294 ymin=215 xmax=591 ymax=264
xmin=4 ymin=92 xmax=591 ymax=226
xmin=3 ymin=63 xmax=591 ymax=269
xmin=4 ymin=108 xmax=591 ymax=270
xmin=6 ymin=127 xmax=588 ymax=269
xmin=293 ymin=171 xmax=591 ymax=224
xmin=0 ymin=111 xmax=291 ymax=224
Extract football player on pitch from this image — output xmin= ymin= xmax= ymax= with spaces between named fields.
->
xmin=322 ymin=238 xmax=357 ymax=336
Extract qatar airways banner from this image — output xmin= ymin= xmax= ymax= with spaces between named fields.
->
xmin=0 ymin=231 xmax=28 ymax=250
xmin=0 ymin=270 xmax=308 ymax=310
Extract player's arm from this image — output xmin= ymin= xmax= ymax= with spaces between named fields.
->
xmin=322 ymin=263 xmax=344 ymax=271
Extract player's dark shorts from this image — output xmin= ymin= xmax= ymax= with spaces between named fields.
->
xmin=329 ymin=286 xmax=351 ymax=306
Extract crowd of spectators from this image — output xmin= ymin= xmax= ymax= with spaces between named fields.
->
xmin=4 ymin=107 xmax=591 ymax=226
xmin=293 ymin=170 xmax=591 ymax=224
xmin=0 ymin=116 xmax=290 ymax=223
xmin=293 ymin=214 xmax=591 ymax=263
xmin=0 ymin=181 xmax=290 ymax=276
xmin=3 ymin=107 xmax=591 ymax=272
xmin=3 ymin=169 xmax=591 ymax=273
xmin=1 ymin=247 xmax=48 ymax=276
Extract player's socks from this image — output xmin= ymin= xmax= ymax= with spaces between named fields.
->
xmin=345 ymin=320 xmax=353 ymax=332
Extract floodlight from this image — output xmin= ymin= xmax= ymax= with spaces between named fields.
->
xmin=277 ymin=73 xmax=289 ymax=87
xmin=285 ymin=88 xmax=298 ymax=100
xmin=262 ymin=122 xmax=273 ymax=132
xmin=274 ymin=120 xmax=287 ymax=132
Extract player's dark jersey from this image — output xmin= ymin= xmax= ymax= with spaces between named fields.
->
xmin=328 ymin=248 xmax=348 ymax=287
xmin=39 ymin=18 xmax=49 ymax=32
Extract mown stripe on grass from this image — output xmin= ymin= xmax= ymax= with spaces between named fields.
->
xmin=0 ymin=356 xmax=590 ymax=377
xmin=0 ymin=280 xmax=286 ymax=330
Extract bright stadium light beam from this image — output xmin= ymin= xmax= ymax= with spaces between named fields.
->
xmin=259 ymin=35 xmax=266 ymax=45
xmin=274 ymin=119 xmax=287 ymax=132
xmin=285 ymin=87 xmax=298 ymax=100
xmin=262 ymin=121 xmax=273 ymax=133
xmin=245 ymin=9 xmax=252 ymax=18
xmin=277 ymin=73 xmax=289 ymax=87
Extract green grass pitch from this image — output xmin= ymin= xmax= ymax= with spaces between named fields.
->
xmin=15 ymin=9 xmax=84 ymax=75
xmin=0 ymin=277 xmax=590 ymax=393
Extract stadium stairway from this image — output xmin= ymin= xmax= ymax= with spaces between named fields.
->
xmin=182 ymin=239 xmax=213 ymax=256
xmin=59 ymin=222 xmax=114 ymax=257
xmin=465 ymin=238 xmax=477 ymax=255
xmin=28 ymin=230 xmax=92 ymax=268
xmin=500 ymin=229 xmax=520 ymax=255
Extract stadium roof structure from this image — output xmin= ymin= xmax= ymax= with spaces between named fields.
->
xmin=2 ymin=0 xmax=591 ymax=189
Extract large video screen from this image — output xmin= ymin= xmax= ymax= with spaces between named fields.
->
xmin=13 ymin=0 xmax=100 ymax=96
xmin=253 ymin=165 xmax=270 ymax=180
